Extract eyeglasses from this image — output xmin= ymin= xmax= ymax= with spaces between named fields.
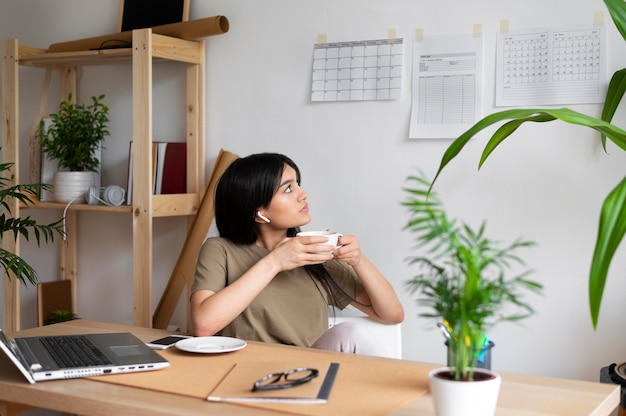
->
xmin=252 ymin=367 xmax=319 ymax=391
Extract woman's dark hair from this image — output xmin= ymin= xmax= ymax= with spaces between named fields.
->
xmin=214 ymin=152 xmax=360 ymax=309
xmin=215 ymin=153 xmax=301 ymax=244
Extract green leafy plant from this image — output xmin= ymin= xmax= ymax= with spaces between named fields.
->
xmin=45 ymin=309 xmax=79 ymax=325
xmin=0 ymin=159 xmax=65 ymax=285
xmin=40 ymin=93 xmax=109 ymax=172
xmin=430 ymin=0 xmax=626 ymax=329
xmin=403 ymin=173 xmax=542 ymax=381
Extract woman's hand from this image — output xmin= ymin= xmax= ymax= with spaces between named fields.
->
xmin=332 ymin=234 xmax=361 ymax=267
xmin=268 ymin=235 xmax=335 ymax=272
xmin=330 ymin=233 xmax=405 ymax=325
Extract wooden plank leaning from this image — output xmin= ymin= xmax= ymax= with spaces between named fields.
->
xmin=152 ymin=149 xmax=238 ymax=329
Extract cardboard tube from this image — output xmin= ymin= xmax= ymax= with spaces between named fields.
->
xmin=48 ymin=15 xmax=229 ymax=53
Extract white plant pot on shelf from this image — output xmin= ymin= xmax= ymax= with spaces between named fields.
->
xmin=53 ymin=171 xmax=95 ymax=204
xmin=428 ymin=367 xmax=501 ymax=416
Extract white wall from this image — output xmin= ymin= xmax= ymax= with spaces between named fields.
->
xmin=2 ymin=0 xmax=626 ymax=382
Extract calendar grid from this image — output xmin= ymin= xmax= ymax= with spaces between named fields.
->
xmin=552 ymin=29 xmax=601 ymax=81
xmin=496 ymin=24 xmax=606 ymax=106
xmin=311 ymin=38 xmax=404 ymax=102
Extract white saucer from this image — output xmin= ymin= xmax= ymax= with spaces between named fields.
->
xmin=175 ymin=336 xmax=247 ymax=353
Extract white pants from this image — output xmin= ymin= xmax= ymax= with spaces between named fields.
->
xmin=311 ymin=321 xmax=387 ymax=357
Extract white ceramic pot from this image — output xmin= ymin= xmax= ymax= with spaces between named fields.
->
xmin=429 ymin=367 xmax=501 ymax=416
xmin=53 ymin=171 xmax=95 ymax=204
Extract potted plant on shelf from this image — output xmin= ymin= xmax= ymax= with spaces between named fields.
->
xmin=0 ymin=157 xmax=65 ymax=285
xmin=430 ymin=0 xmax=626 ymax=329
xmin=45 ymin=309 xmax=79 ymax=325
xmin=40 ymin=93 xmax=109 ymax=204
xmin=403 ymin=172 xmax=542 ymax=416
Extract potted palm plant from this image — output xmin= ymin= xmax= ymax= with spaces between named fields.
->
xmin=429 ymin=0 xmax=626 ymax=329
xmin=0 ymin=158 xmax=65 ymax=285
xmin=40 ymin=93 xmax=109 ymax=203
xmin=403 ymin=172 xmax=542 ymax=416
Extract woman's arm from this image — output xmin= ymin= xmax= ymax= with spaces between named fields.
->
xmin=333 ymin=235 xmax=404 ymax=324
xmin=191 ymin=255 xmax=281 ymax=336
xmin=191 ymin=236 xmax=336 ymax=336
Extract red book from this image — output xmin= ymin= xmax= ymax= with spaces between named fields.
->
xmin=160 ymin=142 xmax=186 ymax=194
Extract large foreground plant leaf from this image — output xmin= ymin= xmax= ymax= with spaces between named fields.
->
xmin=431 ymin=107 xmax=626 ymax=328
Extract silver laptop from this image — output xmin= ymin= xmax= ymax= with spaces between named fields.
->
xmin=0 ymin=329 xmax=170 ymax=384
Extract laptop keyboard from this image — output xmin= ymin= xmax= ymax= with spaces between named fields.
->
xmin=40 ymin=335 xmax=113 ymax=368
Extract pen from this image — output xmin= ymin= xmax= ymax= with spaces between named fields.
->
xmin=437 ymin=322 xmax=451 ymax=340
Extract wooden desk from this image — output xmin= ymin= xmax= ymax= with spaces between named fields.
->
xmin=0 ymin=320 xmax=619 ymax=416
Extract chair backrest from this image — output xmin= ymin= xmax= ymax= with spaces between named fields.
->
xmin=328 ymin=307 xmax=402 ymax=359
xmin=37 ymin=280 xmax=73 ymax=326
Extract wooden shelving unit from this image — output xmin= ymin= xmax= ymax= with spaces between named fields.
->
xmin=1 ymin=29 xmax=208 ymax=331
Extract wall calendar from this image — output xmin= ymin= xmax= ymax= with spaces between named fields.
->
xmin=496 ymin=24 xmax=607 ymax=106
xmin=311 ymin=38 xmax=404 ymax=102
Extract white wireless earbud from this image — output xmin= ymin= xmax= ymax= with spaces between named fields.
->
xmin=257 ymin=211 xmax=270 ymax=223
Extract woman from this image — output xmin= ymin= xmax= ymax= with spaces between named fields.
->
xmin=191 ymin=153 xmax=404 ymax=354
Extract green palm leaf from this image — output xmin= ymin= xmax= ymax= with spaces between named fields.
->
xmin=431 ymin=106 xmax=626 ymax=329
xmin=605 ymin=0 xmax=626 ymax=43
xmin=589 ymin=176 xmax=626 ymax=327
xmin=602 ymin=69 xmax=626 ymax=127
xmin=427 ymin=0 xmax=626 ymax=330
xmin=432 ymin=108 xmax=626 ymax=189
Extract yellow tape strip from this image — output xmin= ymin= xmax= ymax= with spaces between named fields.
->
xmin=500 ymin=19 xmax=509 ymax=34
xmin=473 ymin=24 xmax=482 ymax=38
xmin=317 ymin=34 xmax=327 ymax=45
xmin=388 ymin=28 xmax=397 ymax=39
xmin=594 ymin=11 xmax=604 ymax=27
xmin=415 ymin=28 xmax=423 ymax=42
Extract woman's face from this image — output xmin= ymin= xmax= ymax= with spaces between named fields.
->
xmin=261 ymin=164 xmax=310 ymax=228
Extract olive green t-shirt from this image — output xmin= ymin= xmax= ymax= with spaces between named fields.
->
xmin=192 ymin=237 xmax=363 ymax=347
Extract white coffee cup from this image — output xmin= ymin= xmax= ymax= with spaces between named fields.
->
xmin=296 ymin=230 xmax=341 ymax=250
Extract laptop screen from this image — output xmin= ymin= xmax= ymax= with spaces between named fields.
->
xmin=0 ymin=330 xmax=36 ymax=384
xmin=119 ymin=0 xmax=189 ymax=32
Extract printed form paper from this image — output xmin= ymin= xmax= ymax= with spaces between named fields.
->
xmin=496 ymin=24 xmax=607 ymax=107
xmin=409 ymin=33 xmax=484 ymax=139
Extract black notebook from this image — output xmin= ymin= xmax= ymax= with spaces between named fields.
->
xmin=208 ymin=361 xmax=339 ymax=404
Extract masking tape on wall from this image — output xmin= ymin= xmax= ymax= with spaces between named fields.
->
xmin=415 ymin=28 xmax=423 ymax=42
xmin=317 ymin=34 xmax=327 ymax=45
xmin=594 ymin=11 xmax=604 ymax=27
xmin=388 ymin=29 xmax=397 ymax=39
xmin=473 ymin=24 xmax=482 ymax=38
xmin=500 ymin=19 xmax=509 ymax=34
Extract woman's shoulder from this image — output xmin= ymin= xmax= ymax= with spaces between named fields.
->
xmin=203 ymin=237 xmax=243 ymax=250
xmin=203 ymin=236 xmax=234 ymax=248
xmin=202 ymin=237 xmax=266 ymax=255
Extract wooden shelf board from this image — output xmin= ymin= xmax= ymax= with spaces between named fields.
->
xmin=19 ymin=47 xmax=201 ymax=68
xmin=19 ymin=48 xmax=134 ymax=67
xmin=20 ymin=193 xmax=201 ymax=216
xmin=21 ymin=201 xmax=132 ymax=213
xmin=17 ymin=33 xmax=202 ymax=68
xmin=152 ymin=193 xmax=200 ymax=217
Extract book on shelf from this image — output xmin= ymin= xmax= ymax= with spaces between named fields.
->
xmin=126 ymin=141 xmax=187 ymax=204
xmin=159 ymin=142 xmax=186 ymax=194
xmin=153 ymin=142 xmax=167 ymax=194
xmin=126 ymin=141 xmax=133 ymax=205
xmin=39 ymin=118 xmax=56 ymax=202
xmin=39 ymin=117 xmax=101 ymax=202
xmin=207 ymin=362 xmax=339 ymax=404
